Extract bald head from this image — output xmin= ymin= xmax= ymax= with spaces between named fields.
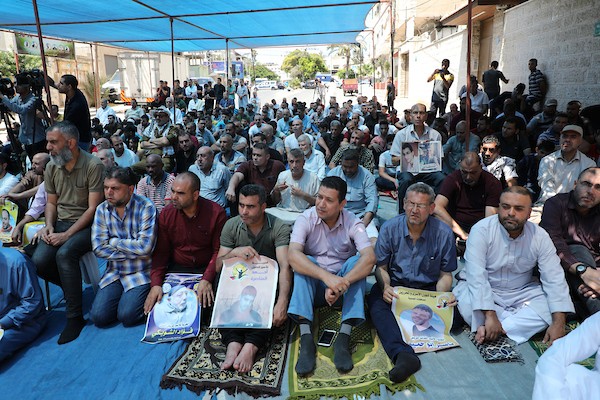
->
xmin=260 ymin=124 xmax=274 ymax=138
xmin=96 ymin=138 xmax=111 ymax=151
xmin=459 ymin=152 xmax=483 ymax=186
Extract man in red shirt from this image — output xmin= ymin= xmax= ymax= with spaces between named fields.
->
xmin=144 ymin=172 xmax=227 ymax=314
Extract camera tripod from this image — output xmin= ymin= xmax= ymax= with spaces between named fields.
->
xmin=0 ymin=105 xmax=27 ymax=176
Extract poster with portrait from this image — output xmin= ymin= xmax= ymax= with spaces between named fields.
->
xmin=391 ymin=286 xmax=459 ymax=353
xmin=0 ymin=200 xmax=18 ymax=243
xmin=210 ymin=256 xmax=278 ymax=330
xmin=399 ymin=141 xmax=442 ymax=173
xmin=142 ymin=273 xmax=202 ymax=344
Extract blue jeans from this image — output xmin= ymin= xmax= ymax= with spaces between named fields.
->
xmin=0 ymin=317 xmax=46 ymax=363
xmin=31 ymin=221 xmax=92 ymax=319
xmin=288 ymin=255 xmax=365 ymax=326
xmin=90 ymin=281 xmax=150 ymax=327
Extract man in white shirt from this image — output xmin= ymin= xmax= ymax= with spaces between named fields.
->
xmin=0 ymin=154 xmax=19 ymax=196
xmin=453 ymin=186 xmax=574 ymax=345
xmin=480 ymin=135 xmax=518 ymax=187
xmin=96 ymin=99 xmax=117 ymax=126
xmin=267 ymin=148 xmax=319 ymax=224
xmin=110 ymin=135 xmax=139 ymax=168
xmin=390 ymin=103 xmax=445 ymax=212
xmin=165 ymin=97 xmax=183 ymax=125
xmin=123 ymin=99 xmax=144 ymax=122
xmin=298 ymin=134 xmax=326 ymax=181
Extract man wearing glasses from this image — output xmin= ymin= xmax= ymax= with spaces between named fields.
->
xmin=540 ymin=167 xmax=600 ymax=318
xmin=368 ymin=182 xmax=456 ymax=383
xmin=390 ymin=103 xmax=445 ymax=212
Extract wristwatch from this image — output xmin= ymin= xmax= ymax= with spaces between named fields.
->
xmin=576 ymin=264 xmax=596 ymax=276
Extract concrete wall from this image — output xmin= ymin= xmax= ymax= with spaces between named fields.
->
xmin=493 ymin=0 xmax=600 ymax=108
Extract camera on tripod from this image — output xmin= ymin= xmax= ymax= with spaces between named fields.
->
xmin=16 ymin=69 xmax=46 ymax=96
xmin=0 ymin=75 xmax=15 ymax=98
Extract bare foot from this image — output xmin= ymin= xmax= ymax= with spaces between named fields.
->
xmin=475 ymin=325 xmax=486 ymax=344
xmin=221 ymin=342 xmax=243 ymax=370
xmin=233 ymin=343 xmax=259 ymax=373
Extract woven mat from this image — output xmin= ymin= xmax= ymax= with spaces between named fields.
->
xmin=466 ymin=327 xmax=523 ymax=364
xmin=288 ymin=307 xmax=423 ymax=400
xmin=161 ymin=323 xmax=290 ymax=397
xmin=529 ymin=321 xmax=596 ymax=370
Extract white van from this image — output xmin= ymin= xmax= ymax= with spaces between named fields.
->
xmin=255 ymin=80 xmax=277 ymax=90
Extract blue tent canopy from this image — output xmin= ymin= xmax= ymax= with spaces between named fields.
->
xmin=0 ymin=0 xmax=378 ymax=51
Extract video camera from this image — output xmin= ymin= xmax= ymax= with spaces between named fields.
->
xmin=0 ymin=74 xmax=15 ymax=97
xmin=16 ymin=69 xmax=46 ymax=96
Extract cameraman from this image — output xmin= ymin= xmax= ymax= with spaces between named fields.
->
xmin=1 ymin=74 xmax=47 ymax=159
xmin=47 ymin=74 xmax=91 ymax=151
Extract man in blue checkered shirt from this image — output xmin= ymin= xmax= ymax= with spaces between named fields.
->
xmin=90 ymin=166 xmax=158 ymax=327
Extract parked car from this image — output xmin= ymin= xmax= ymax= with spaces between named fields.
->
xmin=304 ymin=80 xmax=316 ymax=89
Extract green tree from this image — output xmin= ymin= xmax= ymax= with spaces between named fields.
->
xmin=281 ymin=50 xmax=327 ymax=82
xmin=254 ymin=63 xmax=278 ymax=80
xmin=0 ymin=51 xmax=42 ymax=78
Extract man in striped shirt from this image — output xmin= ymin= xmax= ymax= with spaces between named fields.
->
xmin=135 ymin=154 xmax=174 ymax=213
xmin=90 ymin=166 xmax=158 ymax=327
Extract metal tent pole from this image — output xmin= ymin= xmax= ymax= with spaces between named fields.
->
xmin=32 ymin=0 xmax=54 ymax=123
xmin=465 ymin=0 xmax=473 ymax=150
xmin=170 ymin=17 xmax=175 ymax=90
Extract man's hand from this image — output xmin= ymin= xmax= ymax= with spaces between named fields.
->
xmin=273 ymin=182 xmax=288 ymax=193
xmin=229 ymin=246 xmax=259 ymax=260
xmin=144 ymin=286 xmax=163 ymax=314
xmin=445 ymin=292 xmax=458 ymax=308
xmin=325 ymin=149 xmax=331 ymax=161
xmin=381 ymin=284 xmax=398 ymax=304
xmin=36 ymin=225 xmax=54 ymax=245
xmin=226 ymin=187 xmax=237 ymax=202
xmin=324 ymin=287 xmax=342 ymax=306
xmin=11 ymin=225 xmax=24 ymax=244
xmin=543 ymin=321 xmax=566 ymax=346
xmin=475 ymin=311 xmax=505 ymax=344
xmin=45 ymin=232 xmax=70 ymax=246
xmin=322 ymin=273 xmax=350 ymax=295
xmin=580 ymin=268 xmax=600 ymax=297
xmin=196 ymin=280 xmax=214 ymax=308
xmin=290 ymin=186 xmax=307 ymax=198
xmin=578 ymin=283 xmax=598 ymax=299
xmin=272 ymin=298 xmax=288 ymax=327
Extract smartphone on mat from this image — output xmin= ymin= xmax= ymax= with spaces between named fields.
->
xmin=317 ymin=329 xmax=337 ymax=347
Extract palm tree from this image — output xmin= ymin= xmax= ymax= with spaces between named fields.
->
xmin=327 ymin=44 xmax=352 ymax=78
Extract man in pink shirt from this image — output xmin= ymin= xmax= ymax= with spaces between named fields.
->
xmin=287 ymin=176 xmax=376 ymax=376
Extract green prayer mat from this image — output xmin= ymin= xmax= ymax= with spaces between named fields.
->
xmin=529 ymin=321 xmax=596 ymax=370
xmin=288 ymin=307 xmax=423 ymax=400
xmin=161 ymin=323 xmax=290 ymax=397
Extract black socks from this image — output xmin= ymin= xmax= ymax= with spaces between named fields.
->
xmin=389 ymin=352 xmax=421 ymax=383
xmin=57 ymin=316 xmax=86 ymax=345
xmin=333 ymin=333 xmax=353 ymax=372
xmin=296 ymin=334 xmax=317 ymax=376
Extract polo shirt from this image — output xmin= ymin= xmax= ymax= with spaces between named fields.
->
xmin=220 ymin=213 xmax=290 ymax=261
xmin=188 ymin=162 xmax=231 ymax=208
xmin=44 ymin=150 xmax=104 ymax=221
xmin=236 ymin=159 xmax=286 ymax=205
xmin=438 ymin=169 xmax=502 ymax=232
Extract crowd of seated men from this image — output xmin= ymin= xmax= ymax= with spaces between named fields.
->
xmin=0 ymin=72 xmax=598 ymax=398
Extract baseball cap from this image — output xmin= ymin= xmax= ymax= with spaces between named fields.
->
xmin=155 ymin=106 xmax=169 ymax=115
xmin=544 ymin=99 xmax=558 ymax=107
xmin=561 ymin=124 xmax=583 ymax=136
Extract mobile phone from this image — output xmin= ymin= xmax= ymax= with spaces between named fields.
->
xmin=317 ymin=329 xmax=337 ymax=347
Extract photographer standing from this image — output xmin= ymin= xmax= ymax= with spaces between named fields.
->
xmin=1 ymin=74 xmax=47 ymax=159
xmin=427 ymin=59 xmax=454 ymax=118
xmin=48 ymin=74 xmax=91 ymax=151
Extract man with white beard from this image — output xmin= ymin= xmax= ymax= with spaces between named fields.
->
xmin=31 ymin=122 xmax=104 ymax=345
xmin=297 ymin=134 xmax=326 ymax=180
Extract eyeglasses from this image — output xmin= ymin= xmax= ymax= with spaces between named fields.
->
xmin=403 ymin=200 xmax=430 ymax=210
xmin=579 ymin=180 xmax=600 ymax=192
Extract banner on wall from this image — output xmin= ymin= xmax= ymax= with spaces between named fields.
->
xmin=15 ymin=33 xmax=75 ymax=59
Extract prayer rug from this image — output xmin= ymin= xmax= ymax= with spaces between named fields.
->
xmin=466 ymin=327 xmax=523 ymax=364
xmin=161 ymin=323 xmax=290 ymax=397
xmin=529 ymin=321 xmax=596 ymax=370
xmin=288 ymin=307 xmax=423 ymax=400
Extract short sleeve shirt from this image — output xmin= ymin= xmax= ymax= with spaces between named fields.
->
xmin=221 ymin=214 xmax=290 ymax=260
xmin=438 ymin=170 xmax=502 ymax=232
xmin=44 ymin=150 xmax=104 ymax=221
xmin=290 ymin=207 xmax=371 ymax=273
